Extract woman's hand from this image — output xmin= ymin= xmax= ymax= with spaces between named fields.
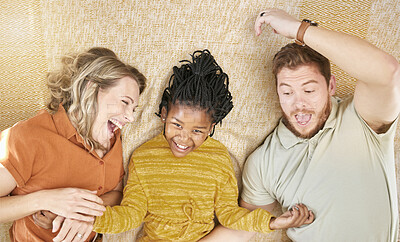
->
xmin=37 ymin=188 xmax=105 ymax=222
xmin=52 ymin=216 xmax=94 ymax=242
xmin=269 ymin=203 xmax=314 ymax=230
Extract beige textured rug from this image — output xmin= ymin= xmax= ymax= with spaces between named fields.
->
xmin=1 ymin=0 xmax=399 ymax=241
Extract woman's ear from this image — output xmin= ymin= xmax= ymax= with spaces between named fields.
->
xmin=161 ymin=107 xmax=167 ymax=123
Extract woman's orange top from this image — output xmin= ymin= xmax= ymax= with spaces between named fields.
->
xmin=0 ymin=105 xmax=124 ymax=241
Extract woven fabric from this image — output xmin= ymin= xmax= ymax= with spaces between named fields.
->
xmin=0 ymin=0 xmax=399 ymax=241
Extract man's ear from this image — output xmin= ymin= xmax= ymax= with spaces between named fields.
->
xmin=328 ymin=75 xmax=337 ymax=96
xmin=161 ymin=107 xmax=167 ymax=123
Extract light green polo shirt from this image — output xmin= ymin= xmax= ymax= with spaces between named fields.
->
xmin=241 ymin=97 xmax=399 ymax=242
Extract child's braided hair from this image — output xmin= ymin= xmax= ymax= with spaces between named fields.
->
xmin=157 ymin=49 xmax=233 ymax=136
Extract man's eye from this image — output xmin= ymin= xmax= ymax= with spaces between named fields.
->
xmin=173 ymin=123 xmax=182 ymax=128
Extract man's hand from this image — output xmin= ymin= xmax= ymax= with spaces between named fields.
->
xmin=269 ymin=203 xmax=314 ymax=230
xmin=255 ymin=8 xmax=301 ymax=38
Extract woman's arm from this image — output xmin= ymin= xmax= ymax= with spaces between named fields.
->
xmin=51 ymin=180 xmax=125 ymax=241
xmin=34 ymin=180 xmax=124 ymax=229
xmin=0 ymin=164 xmax=106 ymax=223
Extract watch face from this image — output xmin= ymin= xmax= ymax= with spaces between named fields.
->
xmin=302 ymin=19 xmax=318 ymax=26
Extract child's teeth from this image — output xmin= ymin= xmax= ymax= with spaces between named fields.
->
xmin=176 ymin=143 xmax=188 ymax=149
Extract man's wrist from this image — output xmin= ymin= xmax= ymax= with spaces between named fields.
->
xmin=295 ymin=19 xmax=318 ymax=46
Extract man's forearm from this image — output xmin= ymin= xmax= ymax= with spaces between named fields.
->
xmin=304 ymin=26 xmax=399 ymax=86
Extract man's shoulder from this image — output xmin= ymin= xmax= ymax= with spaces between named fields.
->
xmin=246 ymin=131 xmax=277 ymax=166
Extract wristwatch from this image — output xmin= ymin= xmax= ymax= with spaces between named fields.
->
xmin=295 ymin=19 xmax=318 ymax=46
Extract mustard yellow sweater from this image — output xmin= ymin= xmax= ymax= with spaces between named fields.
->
xmin=93 ymin=133 xmax=273 ymax=241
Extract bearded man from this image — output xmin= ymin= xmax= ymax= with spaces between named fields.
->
xmin=202 ymin=8 xmax=400 ymax=242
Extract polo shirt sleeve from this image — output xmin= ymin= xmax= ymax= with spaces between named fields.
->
xmin=352 ymin=99 xmax=399 ymax=141
xmin=93 ymin=158 xmax=147 ymax=234
xmin=0 ymin=125 xmax=35 ymax=187
xmin=214 ymin=150 xmax=274 ymax=234
xmin=241 ymin=145 xmax=276 ymax=206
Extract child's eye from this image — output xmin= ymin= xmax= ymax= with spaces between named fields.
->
xmin=173 ymin=123 xmax=182 ymax=128
xmin=305 ymin=90 xmax=315 ymax=93
xmin=193 ymin=129 xmax=203 ymax=134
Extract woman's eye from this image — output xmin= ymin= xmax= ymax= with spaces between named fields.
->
xmin=122 ymin=100 xmax=128 ymax=105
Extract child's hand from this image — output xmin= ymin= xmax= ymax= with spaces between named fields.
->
xmin=269 ymin=203 xmax=314 ymax=230
xmin=32 ymin=210 xmax=57 ymax=229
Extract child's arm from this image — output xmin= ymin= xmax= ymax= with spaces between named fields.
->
xmin=214 ymin=173 xmax=274 ymax=234
xmin=92 ymin=161 xmax=147 ymax=234
xmin=213 ymin=162 xmax=313 ymax=234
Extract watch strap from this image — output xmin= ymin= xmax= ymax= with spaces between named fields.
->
xmin=295 ymin=19 xmax=317 ymax=46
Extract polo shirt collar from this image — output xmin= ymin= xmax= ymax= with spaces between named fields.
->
xmin=52 ymin=104 xmax=121 ymax=156
xmin=277 ymin=97 xmax=340 ymax=149
xmin=53 ymin=104 xmax=77 ymax=140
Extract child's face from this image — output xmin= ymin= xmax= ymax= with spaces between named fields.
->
xmin=161 ymin=103 xmax=214 ymax=158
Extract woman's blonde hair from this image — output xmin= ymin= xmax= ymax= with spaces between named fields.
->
xmin=47 ymin=47 xmax=146 ymax=150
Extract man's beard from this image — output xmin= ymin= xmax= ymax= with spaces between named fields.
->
xmin=282 ymin=97 xmax=331 ymax=139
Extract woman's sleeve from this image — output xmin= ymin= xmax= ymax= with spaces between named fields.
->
xmin=93 ymin=158 xmax=147 ymax=234
xmin=0 ymin=126 xmax=35 ymax=187
xmin=214 ymin=153 xmax=274 ymax=234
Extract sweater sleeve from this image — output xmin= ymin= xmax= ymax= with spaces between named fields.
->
xmin=214 ymin=153 xmax=274 ymax=234
xmin=93 ymin=158 xmax=147 ymax=234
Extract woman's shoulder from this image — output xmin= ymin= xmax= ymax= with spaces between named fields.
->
xmin=6 ymin=109 xmax=55 ymax=135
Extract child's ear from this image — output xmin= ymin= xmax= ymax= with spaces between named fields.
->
xmin=208 ymin=123 xmax=216 ymax=136
xmin=161 ymin=107 xmax=167 ymax=123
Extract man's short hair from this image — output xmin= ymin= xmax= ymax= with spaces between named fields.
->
xmin=272 ymin=43 xmax=331 ymax=85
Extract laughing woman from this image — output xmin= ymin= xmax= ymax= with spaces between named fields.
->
xmin=0 ymin=47 xmax=146 ymax=241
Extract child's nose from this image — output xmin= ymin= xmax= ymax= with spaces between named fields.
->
xmin=178 ymin=130 xmax=189 ymax=141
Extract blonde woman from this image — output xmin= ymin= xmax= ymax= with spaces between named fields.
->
xmin=0 ymin=47 xmax=146 ymax=241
